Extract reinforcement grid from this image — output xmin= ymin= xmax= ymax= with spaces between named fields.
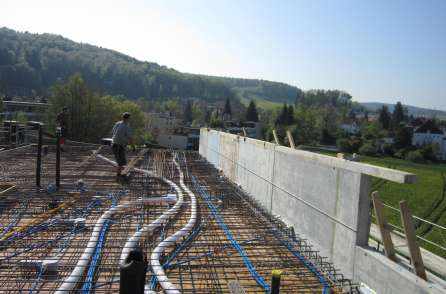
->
xmin=0 ymin=145 xmax=358 ymax=293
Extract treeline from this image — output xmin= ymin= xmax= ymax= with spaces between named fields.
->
xmin=0 ymin=27 xmax=306 ymax=105
xmin=46 ymin=74 xmax=146 ymax=144
xmin=261 ymin=89 xmax=356 ymax=145
xmin=0 ymin=28 xmax=234 ymax=101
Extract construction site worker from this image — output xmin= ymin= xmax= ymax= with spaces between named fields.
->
xmin=112 ymin=112 xmax=134 ymax=180
xmin=56 ymin=107 xmax=68 ymax=151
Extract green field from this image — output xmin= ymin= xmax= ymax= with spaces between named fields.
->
xmin=238 ymin=95 xmax=282 ymax=110
xmin=318 ymin=150 xmax=446 ymax=258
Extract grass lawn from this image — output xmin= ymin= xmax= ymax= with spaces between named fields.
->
xmin=318 ymin=150 xmax=446 ymax=258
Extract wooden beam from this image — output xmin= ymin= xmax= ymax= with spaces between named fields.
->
xmin=399 ymin=200 xmax=427 ymax=280
xmin=272 ymin=129 xmax=280 ymax=145
xmin=0 ymin=183 xmax=16 ymax=197
xmin=286 ymin=130 xmax=295 ymax=149
xmin=122 ymin=149 xmax=148 ymax=175
xmin=78 ymin=146 xmax=103 ymax=169
xmin=372 ymin=191 xmax=397 ymax=261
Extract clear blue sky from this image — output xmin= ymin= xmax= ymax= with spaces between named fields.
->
xmin=1 ymin=0 xmax=446 ymax=110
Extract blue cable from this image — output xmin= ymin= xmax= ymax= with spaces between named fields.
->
xmin=81 ymin=192 xmax=119 ymax=293
xmin=191 ymin=176 xmax=271 ymax=292
xmin=268 ymin=228 xmax=330 ymax=293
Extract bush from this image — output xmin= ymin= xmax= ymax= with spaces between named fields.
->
xmin=420 ymin=144 xmax=438 ymax=162
xmin=406 ymin=150 xmax=425 ymax=163
xmin=382 ymin=143 xmax=395 ymax=156
xmin=359 ymin=142 xmax=377 ymax=156
xmin=337 ymin=137 xmax=362 ymax=153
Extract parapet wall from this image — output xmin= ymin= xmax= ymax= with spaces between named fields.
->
xmin=199 ymin=128 xmax=443 ymax=294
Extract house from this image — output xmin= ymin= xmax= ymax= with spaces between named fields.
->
xmin=412 ymin=120 xmax=446 ymax=160
xmin=146 ymin=112 xmax=181 ymax=138
xmin=340 ymin=121 xmax=360 ymax=135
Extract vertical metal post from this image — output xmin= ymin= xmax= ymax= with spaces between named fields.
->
xmin=36 ymin=123 xmax=42 ymax=187
xmin=56 ymin=129 xmax=61 ymax=189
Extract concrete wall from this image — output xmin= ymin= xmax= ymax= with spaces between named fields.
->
xmin=199 ymin=128 xmax=443 ymax=294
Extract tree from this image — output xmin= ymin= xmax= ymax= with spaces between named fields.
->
xmin=184 ymin=100 xmax=193 ymax=124
xmin=394 ymin=124 xmax=412 ymax=149
xmin=286 ymin=105 xmax=294 ymax=125
xmin=275 ymin=104 xmax=288 ymax=125
xmin=378 ymin=106 xmax=391 ymax=130
xmin=204 ymin=109 xmax=212 ymax=125
xmin=245 ymin=100 xmax=259 ymax=122
xmin=392 ymin=101 xmax=406 ymax=126
xmin=46 ymin=74 xmax=146 ymax=143
xmin=223 ymin=98 xmax=232 ymax=116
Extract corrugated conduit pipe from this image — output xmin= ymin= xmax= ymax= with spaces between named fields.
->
xmin=55 ymin=155 xmax=183 ymax=293
xmin=147 ymin=157 xmax=197 ymax=294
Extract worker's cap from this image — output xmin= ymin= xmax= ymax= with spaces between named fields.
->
xmin=122 ymin=112 xmax=131 ymax=119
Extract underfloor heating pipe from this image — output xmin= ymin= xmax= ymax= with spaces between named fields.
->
xmin=55 ymin=155 xmax=182 ymax=293
xmin=56 ymin=155 xmax=183 ymax=294
xmin=147 ymin=156 xmax=197 ymax=294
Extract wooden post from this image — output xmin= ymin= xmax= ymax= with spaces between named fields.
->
xmin=286 ymin=130 xmax=295 ymax=149
xmin=272 ymin=129 xmax=280 ymax=145
xmin=56 ymin=129 xmax=61 ymax=189
xmin=336 ymin=153 xmax=345 ymax=159
xmin=371 ymin=191 xmax=397 ymax=261
xmin=399 ymin=200 xmax=427 ymax=280
xmin=36 ymin=123 xmax=42 ymax=187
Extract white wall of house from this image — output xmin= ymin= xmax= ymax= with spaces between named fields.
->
xmin=340 ymin=123 xmax=360 ymax=135
xmin=412 ymin=132 xmax=446 ymax=160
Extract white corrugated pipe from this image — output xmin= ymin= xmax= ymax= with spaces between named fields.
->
xmin=56 ymin=155 xmax=182 ymax=293
xmin=119 ymin=167 xmax=183 ymax=265
xmin=148 ymin=158 xmax=197 ymax=293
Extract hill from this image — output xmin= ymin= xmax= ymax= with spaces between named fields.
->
xmin=361 ymin=102 xmax=446 ymax=119
xmin=0 ymin=27 xmax=301 ymax=105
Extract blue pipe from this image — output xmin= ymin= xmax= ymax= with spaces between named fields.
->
xmin=80 ymin=193 xmax=118 ymax=293
xmin=191 ymin=176 xmax=271 ymax=292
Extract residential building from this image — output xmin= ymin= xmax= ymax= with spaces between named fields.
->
xmin=412 ymin=120 xmax=446 ymax=160
xmin=340 ymin=121 xmax=360 ymax=135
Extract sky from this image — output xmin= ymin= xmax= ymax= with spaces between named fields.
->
xmin=1 ymin=0 xmax=446 ymax=110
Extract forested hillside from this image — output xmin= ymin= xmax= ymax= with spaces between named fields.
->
xmin=0 ymin=27 xmax=302 ymax=104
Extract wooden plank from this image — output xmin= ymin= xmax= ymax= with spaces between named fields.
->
xmin=286 ymin=130 xmax=295 ymax=149
xmin=78 ymin=146 xmax=103 ymax=168
xmin=122 ymin=149 xmax=148 ymax=175
xmin=0 ymin=183 xmax=16 ymax=197
xmin=372 ymin=191 xmax=397 ymax=261
xmin=272 ymin=129 xmax=280 ymax=145
xmin=399 ymin=200 xmax=427 ymax=280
